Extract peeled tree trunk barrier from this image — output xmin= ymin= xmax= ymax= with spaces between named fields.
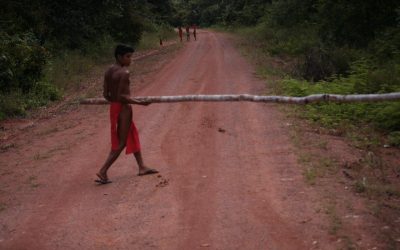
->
xmin=80 ymin=92 xmax=400 ymax=105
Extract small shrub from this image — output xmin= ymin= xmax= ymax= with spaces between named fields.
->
xmin=26 ymin=82 xmax=61 ymax=109
xmin=372 ymin=102 xmax=400 ymax=131
xmin=0 ymin=32 xmax=63 ymax=119
xmin=0 ymin=32 xmax=48 ymax=93
xmin=109 ymin=9 xmax=144 ymax=46
xmin=281 ymin=59 xmax=400 ymax=133
xmin=0 ymin=92 xmax=27 ymax=118
xmin=354 ymin=179 xmax=367 ymax=193
xmin=303 ymin=167 xmax=317 ymax=185
xmin=137 ymin=24 xmax=176 ymax=51
xmin=301 ymin=46 xmax=335 ymax=81
xmin=388 ymin=131 xmax=400 ymax=147
xmin=45 ymin=51 xmax=95 ymax=91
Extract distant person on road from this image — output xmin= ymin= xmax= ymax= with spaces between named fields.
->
xmin=178 ymin=26 xmax=183 ymax=42
xmin=192 ymin=24 xmax=197 ymax=41
xmin=185 ymin=25 xmax=190 ymax=41
xmin=96 ymin=44 xmax=158 ymax=184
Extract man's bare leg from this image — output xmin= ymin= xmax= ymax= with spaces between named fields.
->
xmin=97 ymin=107 xmax=131 ymax=181
xmin=98 ymin=149 xmax=123 ymax=181
xmin=134 ymin=151 xmax=158 ymax=176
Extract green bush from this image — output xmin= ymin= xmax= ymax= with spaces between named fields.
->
xmin=27 ymin=81 xmax=61 ymax=106
xmin=0 ymin=32 xmax=62 ymax=119
xmin=0 ymin=1 xmax=177 ymax=120
xmin=265 ymin=24 xmax=320 ymax=56
xmin=0 ymin=81 xmax=61 ymax=119
xmin=0 ymin=32 xmax=48 ymax=93
xmin=0 ymin=92 xmax=27 ymax=118
xmin=373 ymin=103 xmax=400 ymax=131
xmin=109 ymin=9 xmax=144 ymax=46
xmin=225 ymin=1 xmax=400 ymax=82
xmin=388 ymin=131 xmax=400 ymax=147
xmin=370 ymin=27 xmax=400 ymax=62
xmin=282 ymin=59 xmax=400 ymax=131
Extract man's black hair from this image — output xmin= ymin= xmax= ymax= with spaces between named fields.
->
xmin=114 ymin=44 xmax=135 ymax=60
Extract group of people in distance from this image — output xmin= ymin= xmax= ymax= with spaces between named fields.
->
xmin=178 ymin=24 xmax=197 ymax=42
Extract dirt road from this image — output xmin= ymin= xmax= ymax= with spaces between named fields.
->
xmin=1 ymin=31 xmax=348 ymax=249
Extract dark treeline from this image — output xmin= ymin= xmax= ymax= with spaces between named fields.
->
xmin=175 ymin=0 xmax=400 ymax=135
xmin=175 ymin=0 xmax=399 ymax=80
xmin=1 ymin=0 xmax=175 ymax=50
xmin=172 ymin=0 xmax=267 ymax=27
xmin=0 ymin=0 xmax=176 ymax=118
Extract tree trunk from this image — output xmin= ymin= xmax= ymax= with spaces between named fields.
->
xmin=80 ymin=93 xmax=400 ymax=105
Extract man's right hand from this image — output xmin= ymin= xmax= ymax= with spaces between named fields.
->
xmin=139 ymin=100 xmax=152 ymax=106
xmin=131 ymin=98 xmax=151 ymax=106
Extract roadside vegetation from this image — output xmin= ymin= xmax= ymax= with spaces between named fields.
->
xmin=0 ymin=1 xmax=177 ymax=120
xmin=219 ymin=1 xmax=400 ymax=198
xmin=172 ymin=0 xmax=400 ymax=247
xmin=198 ymin=1 xmax=400 ymax=143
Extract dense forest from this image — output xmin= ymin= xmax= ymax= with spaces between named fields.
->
xmin=1 ymin=0 xmax=400 ymax=140
xmin=0 ymin=0 xmax=175 ymax=118
xmin=175 ymin=0 xmax=400 ymax=142
xmin=176 ymin=0 xmax=399 ymax=82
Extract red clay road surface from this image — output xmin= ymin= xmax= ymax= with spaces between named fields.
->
xmin=1 ymin=30 xmax=341 ymax=249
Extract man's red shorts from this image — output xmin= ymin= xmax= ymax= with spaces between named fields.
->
xmin=110 ymin=103 xmax=141 ymax=154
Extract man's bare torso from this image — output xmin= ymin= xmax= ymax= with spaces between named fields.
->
xmin=103 ymin=65 xmax=131 ymax=103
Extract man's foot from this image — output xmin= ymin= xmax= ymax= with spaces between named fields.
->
xmin=138 ymin=167 xmax=159 ymax=176
xmin=95 ymin=173 xmax=112 ymax=184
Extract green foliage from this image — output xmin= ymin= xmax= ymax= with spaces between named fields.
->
xmin=0 ymin=32 xmax=48 ymax=93
xmin=316 ymin=1 xmax=399 ymax=48
xmin=0 ymin=31 xmax=60 ymax=119
xmin=24 ymin=82 xmax=61 ymax=111
xmin=200 ymin=4 xmax=222 ymax=26
xmin=1 ymin=1 xmax=176 ymax=50
xmin=370 ymin=27 xmax=400 ymax=63
xmin=136 ymin=24 xmax=176 ymax=51
xmin=0 ymin=1 xmax=177 ymax=119
xmin=0 ymin=92 xmax=27 ymax=118
xmin=45 ymin=50 xmax=103 ymax=92
xmin=354 ymin=179 xmax=367 ymax=193
xmin=211 ymin=1 xmax=400 ymax=135
xmin=282 ymin=60 xmax=400 ymax=132
xmin=373 ymin=103 xmax=400 ymax=131
xmin=172 ymin=0 xmax=269 ymax=27
xmin=388 ymin=131 xmax=400 ymax=147
xmin=263 ymin=22 xmax=320 ymax=56
xmin=182 ymin=0 xmax=400 ymax=82
xmin=108 ymin=7 xmax=144 ymax=46
xmin=0 ymin=82 xmax=61 ymax=119
xmin=303 ymin=167 xmax=317 ymax=185
xmin=268 ymin=0 xmax=317 ymax=27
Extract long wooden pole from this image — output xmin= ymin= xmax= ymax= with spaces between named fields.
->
xmin=80 ymin=92 xmax=400 ymax=105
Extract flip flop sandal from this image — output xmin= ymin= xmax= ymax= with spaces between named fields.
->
xmin=94 ymin=179 xmax=112 ymax=184
xmin=138 ymin=169 xmax=159 ymax=176
xmin=95 ymin=173 xmax=112 ymax=184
